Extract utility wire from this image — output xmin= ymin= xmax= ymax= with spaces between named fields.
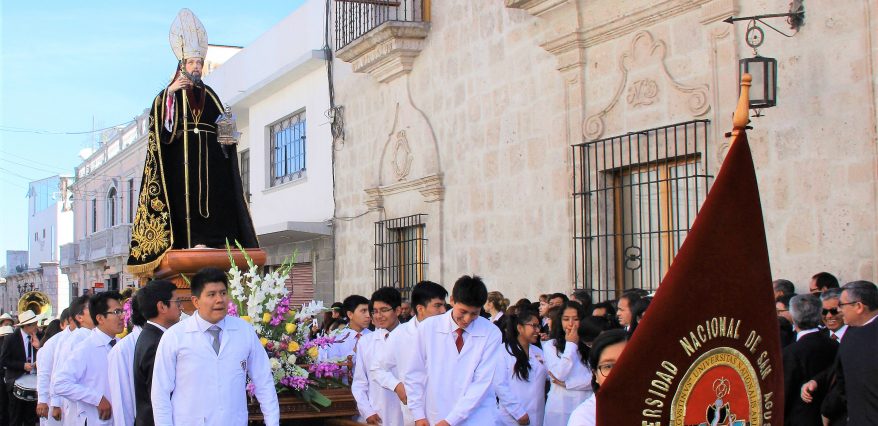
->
xmin=0 ymin=119 xmax=136 ymax=135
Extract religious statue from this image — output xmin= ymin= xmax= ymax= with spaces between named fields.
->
xmin=127 ymin=9 xmax=258 ymax=275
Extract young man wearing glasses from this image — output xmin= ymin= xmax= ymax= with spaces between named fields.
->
xmin=54 ymin=291 xmax=125 ymax=425
xmin=108 ymin=294 xmax=147 ymax=426
xmin=352 ymin=287 xmax=404 ymax=425
xmin=132 ymin=280 xmax=182 ymax=426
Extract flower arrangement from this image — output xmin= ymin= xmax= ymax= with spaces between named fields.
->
xmin=225 ymin=242 xmax=344 ymax=408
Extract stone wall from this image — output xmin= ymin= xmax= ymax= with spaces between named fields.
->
xmin=333 ymin=0 xmax=878 ymax=301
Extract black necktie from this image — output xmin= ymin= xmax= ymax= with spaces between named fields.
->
xmin=26 ymin=335 xmax=31 ymax=361
xmin=109 ymin=339 xmax=117 ymax=348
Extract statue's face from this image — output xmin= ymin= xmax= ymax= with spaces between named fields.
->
xmin=183 ymin=58 xmax=204 ymax=78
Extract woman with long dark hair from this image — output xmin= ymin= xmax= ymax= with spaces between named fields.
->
xmin=568 ymin=329 xmax=629 ymax=426
xmin=496 ymin=310 xmax=547 ymax=426
xmin=543 ymin=301 xmax=593 ymax=425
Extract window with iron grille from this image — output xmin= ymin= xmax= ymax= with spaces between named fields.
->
xmin=375 ymin=214 xmax=427 ymax=300
xmin=239 ymin=149 xmax=250 ymax=202
xmin=269 ymin=111 xmax=306 ymax=187
xmin=572 ymin=120 xmax=713 ymax=301
xmin=107 ymin=187 xmax=117 ymax=227
xmin=91 ymin=198 xmax=97 ymax=233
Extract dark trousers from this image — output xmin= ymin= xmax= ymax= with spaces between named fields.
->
xmin=8 ymin=388 xmax=37 ymax=426
xmin=0 ymin=382 xmax=8 ymax=426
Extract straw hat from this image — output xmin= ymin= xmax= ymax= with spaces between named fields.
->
xmin=0 ymin=326 xmax=13 ymax=336
xmin=17 ymin=310 xmax=40 ymax=326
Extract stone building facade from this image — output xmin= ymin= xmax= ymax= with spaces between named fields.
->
xmin=330 ymin=0 xmax=878 ymax=301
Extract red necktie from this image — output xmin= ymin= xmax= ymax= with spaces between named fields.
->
xmin=831 ymin=333 xmax=839 ymax=342
xmin=353 ymin=332 xmax=362 ymax=353
xmin=455 ymin=328 xmax=464 ymax=353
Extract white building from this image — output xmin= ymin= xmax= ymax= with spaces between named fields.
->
xmin=205 ymin=0 xmax=336 ymax=305
xmin=3 ymin=176 xmax=74 ymax=314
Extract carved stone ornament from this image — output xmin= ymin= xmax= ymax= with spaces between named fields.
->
xmin=365 ymin=173 xmax=444 ymax=206
xmin=627 ymin=79 xmax=659 ymax=107
xmin=584 ymin=31 xmax=710 ymax=140
xmin=392 ymin=130 xmax=413 ymax=181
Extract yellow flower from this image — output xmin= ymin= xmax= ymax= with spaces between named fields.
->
xmin=260 ymin=337 xmax=268 ymax=347
xmin=240 ymin=315 xmax=251 ymax=323
xmin=307 ymin=346 xmax=319 ymax=359
xmin=262 ymin=312 xmax=272 ymax=324
xmin=287 ymin=341 xmax=300 ymax=352
xmin=285 ymin=323 xmax=297 ymax=334
xmin=116 ymin=329 xmax=129 ymax=339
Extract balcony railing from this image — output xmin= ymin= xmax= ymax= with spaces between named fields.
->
xmin=335 ymin=0 xmax=429 ymax=49
xmin=66 ymin=224 xmax=132 ymax=264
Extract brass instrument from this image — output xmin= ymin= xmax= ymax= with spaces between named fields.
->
xmin=17 ymin=291 xmax=52 ymax=318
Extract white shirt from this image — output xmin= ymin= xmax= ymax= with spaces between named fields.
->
xmin=796 ymin=328 xmax=820 ymax=341
xmin=366 ymin=327 xmax=405 ymax=425
xmin=21 ymin=329 xmax=35 ymax=361
xmin=566 ymin=394 xmax=596 ymax=426
xmin=321 ymin=326 xmax=371 ymax=362
xmin=107 ymin=327 xmax=141 ymax=426
xmin=830 ymin=324 xmax=848 ymax=341
xmin=406 ymin=311 xmax=502 ymax=425
xmin=54 ymin=328 xmax=117 ymax=426
xmin=150 ymin=313 xmax=279 ymax=426
xmin=543 ymin=340 xmax=594 ymax=426
xmin=51 ymin=326 xmax=92 ymax=426
xmin=491 ymin=312 xmax=504 ymax=323
xmin=495 ymin=345 xmax=547 ymax=426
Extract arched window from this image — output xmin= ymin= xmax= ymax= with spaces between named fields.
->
xmin=107 ymin=187 xmax=117 ymax=228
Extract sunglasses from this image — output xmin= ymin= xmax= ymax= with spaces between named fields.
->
xmin=822 ymin=308 xmax=840 ymax=316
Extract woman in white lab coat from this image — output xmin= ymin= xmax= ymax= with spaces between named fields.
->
xmin=567 ymin=329 xmax=629 ymax=426
xmin=543 ymin=301 xmax=593 ymax=425
xmin=496 ymin=310 xmax=548 ymax=426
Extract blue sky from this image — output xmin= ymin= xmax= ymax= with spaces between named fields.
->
xmin=0 ymin=1 xmax=306 ymax=264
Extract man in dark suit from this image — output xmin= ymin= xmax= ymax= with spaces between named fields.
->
xmin=1 ymin=310 xmax=41 ymax=426
xmin=834 ymin=281 xmax=878 ymax=425
xmin=783 ymin=294 xmax=838 ymax=426
xmin=0 ymin=325 xmax=15 ymax=426
xmin=133 ymin=280 xmax=182 ymax=426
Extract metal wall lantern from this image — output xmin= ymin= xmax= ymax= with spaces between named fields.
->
xmin=726 ymin=1 xmax=803 ymax=114
xmin=739 ymin=56 xmax=777 ymax=109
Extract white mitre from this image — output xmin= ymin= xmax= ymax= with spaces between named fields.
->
xmin=169 ymin=8 xmax=208 ymax=60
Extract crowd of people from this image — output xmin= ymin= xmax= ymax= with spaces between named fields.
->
xmin=0 ymin=268 xmax=874 ymax=426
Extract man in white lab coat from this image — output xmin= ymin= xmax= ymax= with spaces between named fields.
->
xmin=106 ymin=297 xmax=146 ymax=426
xmin=150 ymin=267 xmax=279 ymax=426
xmin=51 ymin=295 xmax=96 ymax=426
xmin=353 ymin=287 xmax=404 ymax=424
xmin=321 ymin=294 xmax=372 ymax=363
xmin=377 ymin=281 xmax=448 ymax=425
xmin=407 ymin=275 xmax=503 ymax=426
xmin=54 ymin=291 xmax=126 ymax=426
xmin=36 ymin=309 xmax=70 ymax=426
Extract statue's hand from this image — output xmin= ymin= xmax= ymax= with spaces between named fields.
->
xmin=169 ymin=74 xmax=191 ymax=94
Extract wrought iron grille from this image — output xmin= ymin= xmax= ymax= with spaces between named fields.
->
xmin=374 ymin=214 xmax=428 ymax=300
xmin=269 ymin=111 xmax=306 ymax=187
xmin=572 ymin=120 xmax=713 ymax=301
xmin=334 ymin=0 xmax=428 ymax=49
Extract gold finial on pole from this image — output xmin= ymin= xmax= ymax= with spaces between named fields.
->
xmin=730 ymin=73 xmax=752 ymax=144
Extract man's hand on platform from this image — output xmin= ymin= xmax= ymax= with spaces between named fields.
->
xmin=366 ymin=413 xmax=382 ymax=424
xmin=517 ymin=413 xmax=530 ymax=425
xmin=51 ymin=407 xmax=62 ymax=421
xmin=36 ymin=402 xmax=48 ymax=418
